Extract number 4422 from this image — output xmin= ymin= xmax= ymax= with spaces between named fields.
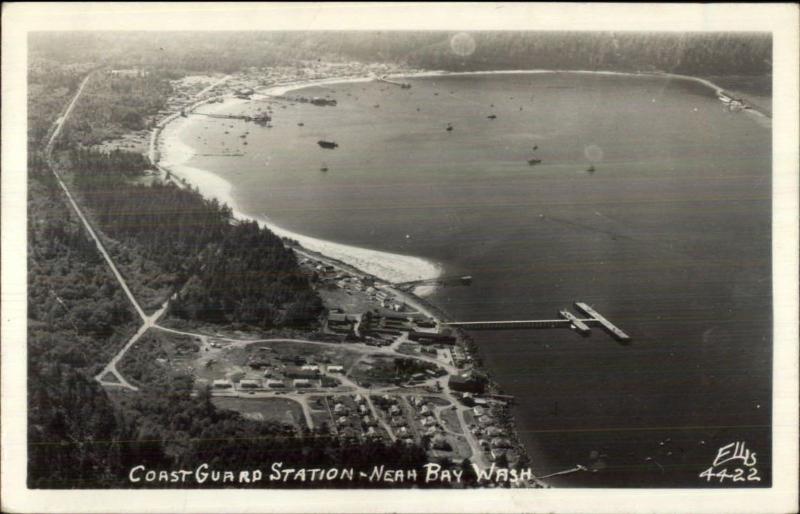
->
xmin=698 ymin=467 xmax=761 ymax=483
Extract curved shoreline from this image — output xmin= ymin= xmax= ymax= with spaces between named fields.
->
xmin=157 ymin=108 xmax=443 ymax=290
xmin=258 ymin=68 xmax=771 ymax=122
xmin=157 ymin=67 xmax=769 ymax=294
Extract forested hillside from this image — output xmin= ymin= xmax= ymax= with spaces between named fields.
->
xmin=64 ymin=148 xmax=323 ymax=328
xmin=30 ymin=31 xmax=771 ymax=79
xmin=60 ymin=71 xmax=173 ymax=146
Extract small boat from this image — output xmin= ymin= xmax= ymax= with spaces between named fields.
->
xmin=487 ymin=114 xmax=497 ymax=120
xmin=527 ymin=158 xmax=542 ymax=166
xmin=297 ymin=122 xmax=304 ymax=127
xmin=320 ymin=165 xmax=328 ymax=172
xmin=317 ymin=140 xmax=339 ymax=149
xmin=446 ymin=125 xmax=453 ymax=132
xmin=532 ymin=145 xmax=538 ymax=151
xmin=587 ymin=165 xmax=595 ymax=173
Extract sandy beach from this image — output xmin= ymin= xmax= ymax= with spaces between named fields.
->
xmin=157 ymin=100 xmax=443 ymax=290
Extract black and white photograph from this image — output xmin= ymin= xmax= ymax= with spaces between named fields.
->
xmin=2 ymin=3 xmax=798 ymax=513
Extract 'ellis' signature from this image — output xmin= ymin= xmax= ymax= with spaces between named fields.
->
xmin=699 ymin=441 xmax=760 ymax=484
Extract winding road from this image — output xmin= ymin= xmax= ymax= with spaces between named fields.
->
xmin=47 ymin=70 xmax=492 ymax=473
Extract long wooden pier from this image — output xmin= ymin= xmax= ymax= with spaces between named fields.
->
xmin=445 ymin=301 xmax=631 ymax=342
xmin=186 ymin=111 xmax=271 ymax=124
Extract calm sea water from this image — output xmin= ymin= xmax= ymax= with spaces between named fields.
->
xmin=181 ymin=73 xmax=772 ymax=487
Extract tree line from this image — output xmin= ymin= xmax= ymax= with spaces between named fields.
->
xmin=31 ymin=31 xmax=772 ymax=79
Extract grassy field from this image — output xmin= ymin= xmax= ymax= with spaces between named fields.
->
xmin=212 ymin=397 xmax=307 ymax=430
xmin=438 ymin=406 xmax=463 ymax=434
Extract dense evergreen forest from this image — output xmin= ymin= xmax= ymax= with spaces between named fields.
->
xmin=31 ymin=31 xmax=771 ymax=79
xmin=61 ymin=71 xmax=173 ymax=146
xmin=65 ymin=148 xmax=323 ymax=328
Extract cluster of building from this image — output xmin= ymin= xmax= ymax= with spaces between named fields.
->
xmin=406 ymin=396 xmax=455 ymax=452
xmin=330 ymin=394 xmax=386 ymax=443
xmin=211 ymin=346 xmax=344 ymax=392
xmin=371 ymin=394 xmax=416 ymax=446
xmin=465 ymin=401 xmax=518 ymax=464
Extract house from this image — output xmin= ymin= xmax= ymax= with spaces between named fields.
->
xmin=334 ymin=403 xmax=346 ymax=414
xmin=328 ymin=312 xmax=355 ymax=323
xmin=420 ymin=405 xmax=430 ymax=415
xmin=285 ymin=367 xmax=319 ymax=379
xmin=293 ymin=379 xmax=311 ymax=388
xmin=415 ymin=319 xmax=437 ymax=329
xmin=235 ymin=87 xmax=255 ymax=97
xmin=358 ymin=404 xmax=368 ymax=415
xmin=391 ymin=417 xmax=406 ymax=427
xmin=389 ymin=405 xmax=400 ymax=415
xmin=473 ymin=406 xmax=485 ymax=417
xmin=266 ymin=379 xmax=285 ymax=388
xmin=478 ymin=415 xmax=493 ymax=426
xmin=301 ymin=364 xmax=320 ymax=372
xmin=238 ymin=379 xmax=262 ymax=389
xmin=490 ymin=449 xmax=507 ymax=462
xmin=486 ymin=426 xmax=505 ymax=437
xmin=212 ymin=379 xmax=233 ymax=389
xmin=449 ymin=374 xmax=486 ymax=394
xmin=327 ymin=365 xmax=344 ymax=373
xmin=408 ymin=331 xmax=456 ymax=345
xmin=420 ymin=416 xmax=436 ymax=427
xmin=491 ymin=438 xmax=513 ymax=449
xmin=337 ymin=416 xmax=349 ymax=425
xmin=478 ymin=439 xmax=491 ymax=450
